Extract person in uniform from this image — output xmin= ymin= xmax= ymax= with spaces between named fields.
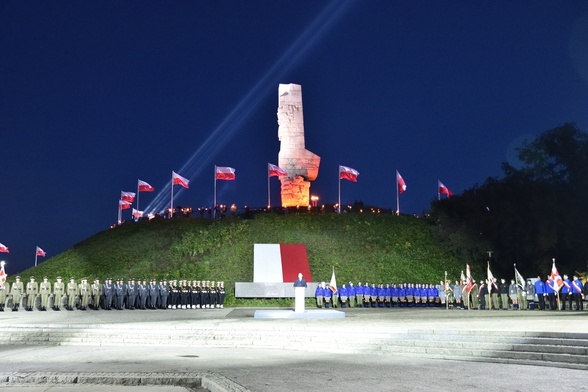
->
xmin=391 ymin=284 xmax=399 ymax=308
xmin=210 ymin=281 xmax=219 ymax=309
xmin=490 ymin=278 xmax=499 ymax=310
xmin=200 ymin=280 xmax=210 ymax=309
xmin=159 ymin=279 xmax=169 ymax=309
xmin=499 ymin=278 xmax=509 ymax=310
xmin=102 ymin=278 xmax=114 ymax=310
xmin=25 ymin=276 xmax=39 ymax=311
xmin=315 ymin=282 xmax=325 ymax=308
xmin=169 ymin=279 xmax=180 ymax=309
xmin=339 ymin=283 xmax=348 ymax=308
xmin=470 ymin=280 xmax=479 ymax=309
xmin=217 ymin=281 xmax=225 ymax=309
xmin=545 ymin=275 xmax=556 ymax=310
xmin=10 ymin=276 xmax=23 ymax=311
xmin=508 ymin=279 xmax=518 ymax=310
xmin=148 ymin=279 xmax=159 ymax=309
xmin=398 ymin=283 xmax=407 ymax=307
xmin=355 ymin=281 xmax=363 ymax=308
xmin=191 ymin=281 xmax=201 ymax=309
xmin=125 ymin=279 xmax=136 ymax=310
xmin=91 ymin=278 xmax=102 ymax=310
xmin=331 ymin=282 xmax=339 ymax=308
xmin=39 ymin=276 xmax=51 ymax=311
xmin=525 ymin=279 xmax=536 ymax=310
xmin=347 ymin=282 xmax=356 ymax=308
xmin=323 ymin=282 xmax=332 ymax=308
xmin=53 ymin=276 xmax=65 ymax=311
xmin=180 ymin=279 xmax=190 ymax=309
xmin=114 ymin=278 xmax=125 ymax=310
xmin=571 ymin=275 xmax=584 ymax=311
xmin=78 ymin=277 xmax=91 ymax=310
xmin=452 ymin=281 xmax=462 ymax=309
xmin=534 ymin=276 xmax=546 ymax=310
xmin=137 ymin=279 xmax=148 ymax=309
xmin=0 ymin=279 xmax=9 ymax=311
xmin=66 ymin=277 xmax=79 ymax=310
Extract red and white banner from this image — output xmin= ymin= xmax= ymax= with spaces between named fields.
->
xmin=329 ymin=268 xmax=338 ymax=293
xmin=36 ymin=246 xmax=46 ymax=257
xmin=0 ymin=243 xmax=9 ymax=253
xmin=464 ymin=264 xmax=474 ymax=293
xmin=550 ymin=261 xmax=564 ymax=291
xmin=132 ymin=208 xmax=144 ymax=218
xmin=119 ymin=200 xmax=132 ymax=210
xmin=172 ymin=171 xmax=190 ymax=188
xmin=339 ymin=165 xmax=359 ymax=182
xmin=253 ymin=244 xmax=312 ymax=283
xmin=268 ymin=163 xmax=287 ymax=177
xmin=396 ymin=170 xmax=407 ymax=193
xmin=121 ymin=191 xmax=136 ymax=202
xmin=216 ymin=166 xmax=236 ymax=180
xmin=438 ymin=180 xmax=452 ymax=197
xmin=0 ymin=263 xmax=7 ymax=284
xmin=138 ymin=179 xmax=154 ymax=192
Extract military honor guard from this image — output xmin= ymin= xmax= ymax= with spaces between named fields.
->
xmin=53 ymin=276 xmax=65 ymax=310
xmin=137 ymin=279 xmax=148 ymax=309
xmin=102 ymin=278 xmax=114 ymax=310
xmin=78 ymin=277 xmax=91 ymax=310
xmin=210 ymin=281 xmax=218 ymax=309
xmin=339 ymin=283 xmax=348 ymax=308
xmin=200 ymin=281 xmax=210 ymax=309
xmin=148 ymin=279 xmax=159 ymax=309
xmin=0 ymin=279 xmax=9 ymax=312
xmin=66 ymin=277 xmax=79 ymax=310
xmin=169 ymin=279 xmax=180 ymax=309
xmin=114 ymin=278 xmax=125 ymax=310
xmin=159 ymin=279 xmax=169 ymax=309
xmin=25 ymin=276 xmax=39 ymax=311
xmin=191 ymin=280 xmax=201 ymax=309
xmin=9 ymin=276 xmax=23 ymax=311
xmin=39 ymin=276 xmax=52 ymax=311
xmin=91 ymin=278 xmax=102 ymax=310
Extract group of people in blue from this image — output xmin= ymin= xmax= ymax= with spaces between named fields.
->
xmin=314 ymin=274 xmax=586 ymax=311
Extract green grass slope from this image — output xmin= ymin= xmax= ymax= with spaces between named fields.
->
xmin=15 ymin=213 xmax=471 ymax=305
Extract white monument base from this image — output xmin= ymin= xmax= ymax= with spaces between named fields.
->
xmin=294 ymin=287 xmax=305 ymax=313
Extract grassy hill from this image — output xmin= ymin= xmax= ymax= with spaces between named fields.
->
xmin=14 ymin=212 xmax=477 ymax=305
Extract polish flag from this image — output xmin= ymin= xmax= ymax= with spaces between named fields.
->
xmin=36 ymin=246 xmax=46 ymax=257
xmin=216 ymin=166 xmax=236 ymax=180
xmin=172 ymin=171 xmax=190 ymax=188
xmin=339 ymin=165 xmax=359 ymax=182
xmin=0 ymin=243 xmax=9 ymax=253
xmin=329 ymin=268 xmax=338 ymax=293
xmin=138 ymin=180 xmax=154 ymax=192
xmin=268 ymin=163 xmax=287 ymax=177
xmin=396 ymin=170 xmax=407 ymax=193
xmin=464 ymin=264 xmax=474 ymax=293
xmin=132 ymin=208 xmax=144 ymax=218
xmin=438 ymin=180 xmax=452 ymax=197
xmin=119 ymin=200 xmax=132 ymax=210
xmin=550 ymin=261 xmax=564 ymax=291
xmin=147 ymin=213 xmax=156 ymax=220
xmin=121 ymin=191 xmax=136 ymax=203
xmin=253 ymin=244 xmax=312 ymax=283
xmin=0 ymin=263 xmax=7 ymax=284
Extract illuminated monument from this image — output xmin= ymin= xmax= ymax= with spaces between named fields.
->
xmin=277 ymin=84 xmax=321 ymax=207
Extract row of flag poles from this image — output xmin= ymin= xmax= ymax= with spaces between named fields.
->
xmin=118 ymin=164 xmax=455 ymax=222
xmin=0 ymin=244 xmax=46 ymax=270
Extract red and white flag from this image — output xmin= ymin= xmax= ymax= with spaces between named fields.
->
xmin=329 ymin=268 xmax=338 ymax=293
xmin=36 ymin=246 xmax=46 ymax=257
xmin=0 ymin=243 xmax=9 ymax=253
xmin=339 ymin=165 xmax=359 ymax=182
xmin=138 ymin=179 xmax=154 ymax=192
xmin=268 ymin=163 xmax=287 ymax=177
xmin=550 ymin=261 xmax=564 ymax=291
xmin=132 ymin=208 xmax=144 ymax=218
xmin=438 ymin=180 xmax=452 ymax=197
xmin=121 ymin=191 xmax=136 ymax=203
xmin=119 ymin=200 xmax=132 ymax=210
xmin=147 ymin=213 xmax=156 ymax=221
xmin=396 ymin=170 xmax=407 ymax=193
xmin=0 ymin=262 xmax=7 ymax=284
xmin=216 ymin=166 xmax=236 ymax=180
xmin=464 ymin=264 xmax=474 ymax=293
xmin=172 ymin=171 xmax=190 ymax=189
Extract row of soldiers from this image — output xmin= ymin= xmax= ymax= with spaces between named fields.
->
xmin=0 ymin=276 xmax=226 ymax=311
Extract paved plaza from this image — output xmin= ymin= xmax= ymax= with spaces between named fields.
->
xmin=0 ymin=307 xmax=587 ymax=391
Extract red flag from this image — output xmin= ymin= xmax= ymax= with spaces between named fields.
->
xmin=0 ymin=262 xmax=7 ymax=284
xmin=396 ymin=170 xmax=407 ymax=194
xmin=0 ymin=243 xmax=9 ymax=253
xmin=329 ymin=268 xmax=338 ymax=293
xmin=36 ymin=246 xmax=46 ymax=257
xmin=172 ymin=171 xmax=190 ymax=189
xmin=438 ymin=180 xmax=452 ymax=197
xmin=138 ymin=179 xmax=154 ymax=192
xmin=121 ymin=191 xmax=136 ymax=203
xmin=216 ymin=166 xmax=236 ymax=180
xmin=132 ymin=208 xmax=143 ymax=218
xmin=268 ymin=163 xmax=287 ymax=177
xmin=119 ymin=200 xmax=132 ymax=210
xmin=464 ymin=264 xmax=474 ymax=293
xmin=550 ymin=260 xmax=564 ymax=291
xmin=339 ymin=165 xmax=359 ymax=182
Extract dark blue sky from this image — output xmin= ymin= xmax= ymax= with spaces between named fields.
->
xmin=2 ymin=1 xmax=588 ymax=274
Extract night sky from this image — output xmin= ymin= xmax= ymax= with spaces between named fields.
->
xmin=2 ymin=1 xmax=588 ymax=274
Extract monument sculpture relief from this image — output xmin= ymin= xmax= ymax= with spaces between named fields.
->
xmin=277 ymin=84 xmax=321 ymax=207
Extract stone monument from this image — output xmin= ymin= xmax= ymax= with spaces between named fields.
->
xmin=277 ymin=83 xmax=321 ymax=207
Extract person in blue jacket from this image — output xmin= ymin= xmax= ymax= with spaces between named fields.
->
xmin=571 ymin=275 xmax=583 ymax=311
xmin=323 ymin=283 xmax=332 ymax=308
xmin=347 ymin=282 xmax=356 ymax=308
xmin=339 ymin=283 xmax=349 ymax=308
xmin=534 ymin=276 xmax=546 ymax=310
xmin=545 ymin=275 xmax=556 ymax=310
xmin=315 ymin=282 xmax=325 ymax=308
xmin=561 ymin=275 xmax=571 ymax=310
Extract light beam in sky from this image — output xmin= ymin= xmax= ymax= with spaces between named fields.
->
xmin=145 ymin=0 xmax=355 ymax=214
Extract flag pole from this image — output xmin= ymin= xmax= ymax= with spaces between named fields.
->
xmin=136 ymin=180 xmax=140 ymax=217
xmin=437 ymin=180 xmax=440 ymax=201
xmin=117 ymin=203 xmax=122 ymax=225
xmin=35 ymin=251 xmax=38 ymax=267
xmin=396 ymin=171 xmax=400 ymax=215
xmin=267 ymin=165 xmax=271 ymax=209
xmin=338 ymin=166 xmax=341 ymax=214
xmin=170 ymin=171 xmax=174 ymax=219
xmin=553 ymin=257 xmax=561 ymax=311
xmin=213 ymin=165 xmax=217 ymax=219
